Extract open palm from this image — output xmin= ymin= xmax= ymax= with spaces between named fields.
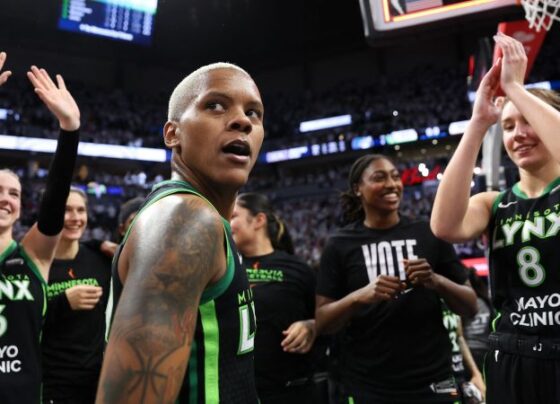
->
xmin=27 ymin=66 xmax=80 ymax=131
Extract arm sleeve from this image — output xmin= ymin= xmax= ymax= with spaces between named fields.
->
xmin=37 ymin=129 xmax=80 ymax=236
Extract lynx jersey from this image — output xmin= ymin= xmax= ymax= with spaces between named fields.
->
xmin=0 ymin=241 xmax=47 ymax=404
xmin=111 ymin=180 xmax=258 ymax=403
xmin=488 ymin=178 xmax=560 ymax=338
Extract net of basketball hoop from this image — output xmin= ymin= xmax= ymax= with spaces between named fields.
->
xmin=522 ymin=0 xmax=560 ymax=31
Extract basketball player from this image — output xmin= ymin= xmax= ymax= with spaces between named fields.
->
xmin=431 ymin=33 xmax=560 ymax=403
xmin=0 ymin=53 xmax=81 ymax=403
xmin=97 ymin=63 xmax=264 ymax=403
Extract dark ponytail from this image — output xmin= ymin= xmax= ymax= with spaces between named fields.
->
xmin=237 ymin=193 xmax=295 ymax=254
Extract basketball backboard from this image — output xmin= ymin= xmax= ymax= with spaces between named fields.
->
xmin=359 ymin=0 xmax=523 ymax=43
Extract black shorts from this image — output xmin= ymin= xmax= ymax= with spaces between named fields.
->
xmin=338 ymin=379 xmax=461 ymax=404
xmin=485 ymin=332 xmax=560 ymax=404
xmin=42 ymin=382 xmax=97 ymax=404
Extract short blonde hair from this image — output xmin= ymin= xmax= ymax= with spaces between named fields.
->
xmin=167 ymin=62 xmax=251 ymax=121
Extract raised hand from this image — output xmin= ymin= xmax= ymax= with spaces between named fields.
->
xmin=281 ymin=319 xmax=316 ymax=354
xmin=27 ymin=66 xmax=80 ymax=131
xmin=471 ymin=57 xmax=503 ymax=128
xmin=494 ymin=32 xmax=527 ymax=94
xmin=0 ymin=52 xmax=12 ymax=86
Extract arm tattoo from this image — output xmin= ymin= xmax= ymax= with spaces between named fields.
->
xmin=98 ymin=198 xmax=221 ymax=403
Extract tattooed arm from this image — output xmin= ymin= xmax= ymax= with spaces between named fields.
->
xmin=96 ymin=194 xmax=226 ymax=404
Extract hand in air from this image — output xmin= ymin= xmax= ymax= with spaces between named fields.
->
xmin=494 ymin=32 xmax=527 ymax=94
xmin=0 ymin=52 xmax=12 ymax=86
xmin=27 ymin=66 xmax=80 ymax=131
xmin=65 ymin=285 xmax=103 ymax=310
xmin=471 ymin=56 xmax=503 ymax=128
xmin=405 ymin=258 xmax=440 ymax=290
xmin=281 ymin=319 xmax=316 ymax=354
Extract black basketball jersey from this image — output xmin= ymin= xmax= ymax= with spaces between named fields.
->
xmin=488 ymin=178 xmax=560 ymax=338
xmin=111 ymin=180 xmax=258 ymax=403
xmin=0 ymin=241 xmax=47 ymax=404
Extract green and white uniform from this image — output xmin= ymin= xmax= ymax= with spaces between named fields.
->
xmin=489 ymin=178 xmax=560 ymax=337
xmin=486 ymin=178 xmax=560 ymax=404
xmin=111 ymin=180 xmax=259 ymax=403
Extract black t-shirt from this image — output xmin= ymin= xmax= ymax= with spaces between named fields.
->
xmin=242 ymin=250 xmax=316 ymax=393
xmin=41 ymin=242 xmax=112 ymax=393
xmin=317 ymin=218 xmax=467 ymax=393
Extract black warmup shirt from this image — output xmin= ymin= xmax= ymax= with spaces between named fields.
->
xmin=111 ymin=180 xmax=259 ymax=403
xmin=317 ymin=218 xmax=467 ymax=393
xmin=488 ymin=178 xmax=560 ymax=338
xmin=41 ymin=242 xmax=112 ymax=395
xmin=243 ymin=250 xmax=316 ymax=393
xmin=0 ymin=241 xmax=47 ymax=404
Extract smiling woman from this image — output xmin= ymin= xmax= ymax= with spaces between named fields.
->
xmin=0 ymin=52 xmax=81 ymax=404
xmin=430 ymin=33 xmax=560 ymax=404
xmin=315 ymin=153 xmax=476 ymax=404
xmin=40 ymin=187 xmax=112 ymax=404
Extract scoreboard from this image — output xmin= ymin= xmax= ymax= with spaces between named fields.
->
xmin=58 ymin=0 xmax=158 ymax=45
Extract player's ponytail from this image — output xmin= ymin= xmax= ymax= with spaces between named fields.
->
xmin=236 ymin=192 xmax=295 ymax=254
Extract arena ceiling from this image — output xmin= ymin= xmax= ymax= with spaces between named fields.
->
xmin=0 ymin=1 xmax=557 ymax=78
xmin=0 ymin=0 xmax=367 ymax=72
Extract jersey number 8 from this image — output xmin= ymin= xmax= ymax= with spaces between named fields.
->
xmin=517 ymin=246 xmax=546 ymax=287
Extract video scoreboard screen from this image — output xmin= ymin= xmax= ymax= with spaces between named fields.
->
xmin=58 ymin=0 xmax=158 ymax=45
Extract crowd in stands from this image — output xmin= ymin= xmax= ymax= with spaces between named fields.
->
xmin=8 ymin=155 xmax=485 ymax=269
xmin=3 ymin=36 xmax=557 ymax=267
xmin=2 ymin=37 xmax=555 ymax=150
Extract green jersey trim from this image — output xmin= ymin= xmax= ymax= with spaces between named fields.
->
xmin=0 ymin=240 xmax=17 ymax=263
xmin=199 ymin=300 xmax=220 ymax=403
xmin=19 ymin=246 xmax=48 ymax=317
xmin=121 ymin=180 xmax=235 ymax=302
xmin=200 ymin=221 xmax=235 ymax=304
xmin=19 ymin=246 xmax=48 ymax=287
xmin=491 ymin=311 xmax=502 ymax=332
xmin=187 ymin=339 xmax=199 ymax=404
xmin=512 ymin=177 xmax=560 ymax=199
xmin=120 ymin=187 xmax=185 ymax=244
xmin=491 ymin=191 xmax=506 ymax=215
